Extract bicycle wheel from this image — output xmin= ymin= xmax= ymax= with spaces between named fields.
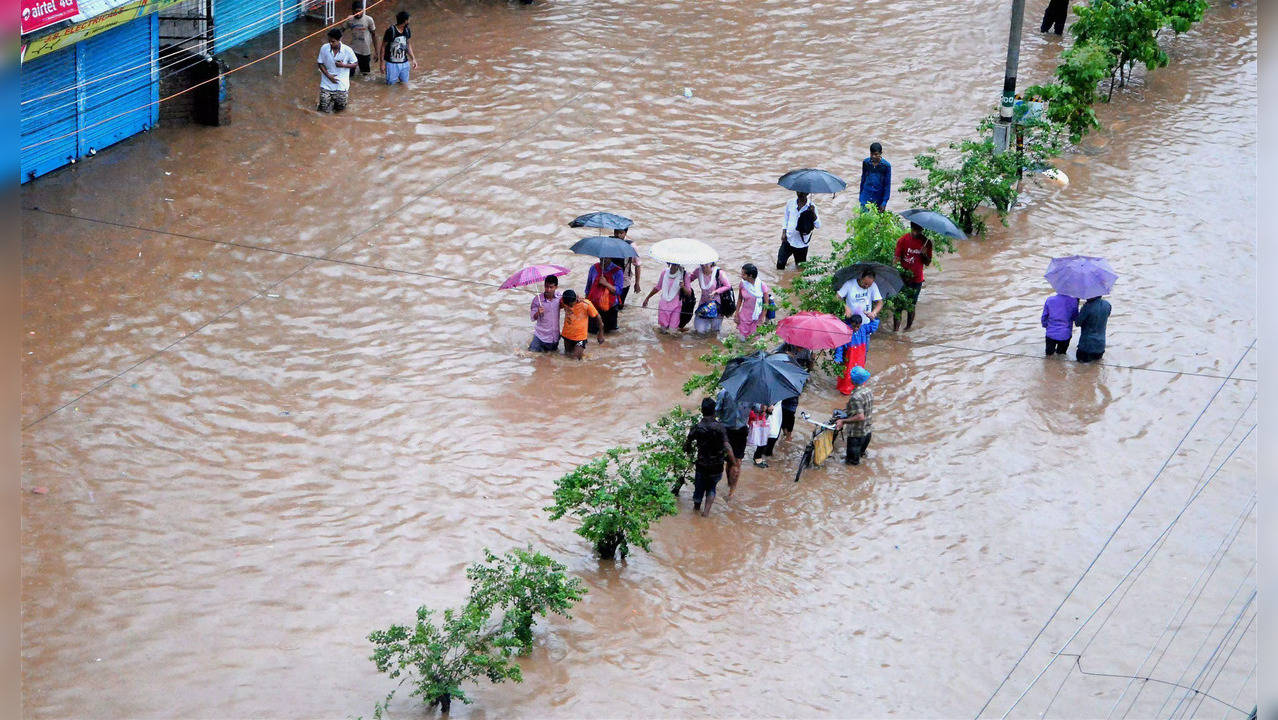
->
xmin=794 ymin=443 xmax=815 ymax=483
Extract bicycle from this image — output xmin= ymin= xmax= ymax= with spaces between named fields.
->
xmin=793 ymin=410 xmax=846 ymax=483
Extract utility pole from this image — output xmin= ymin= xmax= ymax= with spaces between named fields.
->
xmin=994 ymin=0 xmax=1026 ymax=153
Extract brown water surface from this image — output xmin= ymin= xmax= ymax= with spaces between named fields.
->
xmin=20 ymin=0 xmax=1257 ymax=717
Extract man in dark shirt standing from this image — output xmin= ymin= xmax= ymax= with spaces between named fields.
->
xmin=684 ymin=397 xmax=739 ymax=517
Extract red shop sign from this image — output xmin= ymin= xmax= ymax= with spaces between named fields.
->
xmin=21 ymin=0 xmax=80 ymax=35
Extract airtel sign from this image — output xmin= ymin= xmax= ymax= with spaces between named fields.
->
xmin=22 ymin=0 xmax=80 ymax=34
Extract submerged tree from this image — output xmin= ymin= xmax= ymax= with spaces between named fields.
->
xmin=546 ymin=448 xmax=678 ymax=560
xmin=465 ymin=547 xmax=586 ymax=653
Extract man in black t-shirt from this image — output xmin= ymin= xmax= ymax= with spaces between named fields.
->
xmin=683 ymin=397 xmax=739 ymax=516
xmin=380 ymin=10 xmax=417 ymax=85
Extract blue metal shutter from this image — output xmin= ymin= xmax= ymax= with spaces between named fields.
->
xmin=19 ymin=47 xmax=79 ymax=183
xmin=213 ymin=0 xmax=302 ymax=55
xmin=77 ymin=15 xmax=158 ymax=158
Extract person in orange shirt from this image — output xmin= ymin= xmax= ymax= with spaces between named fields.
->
xmin=560 ymin=290 xmax=606 ymax=360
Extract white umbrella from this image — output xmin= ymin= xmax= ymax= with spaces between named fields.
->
xmin=649 ymin=237 xmax=719 ymax=266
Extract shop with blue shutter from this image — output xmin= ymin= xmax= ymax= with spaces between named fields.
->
xmin=20 ymin=10 xmax=160 ymax=183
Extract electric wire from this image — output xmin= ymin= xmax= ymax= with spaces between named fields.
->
xmin=1106 ymin=493 xmax=1256 ymax=719
xmin=1167 ymin=590 xmax=1256 ymax=719
xmin=20 ymin=13 xmax=683 ymax=431
xmin=24 ymin=207 xmax=1260 ymax=389
xmin=972 ymin=374 xmax=1256 ymax=720
xmin=1049 ymin=653 xmax=1252 ymax=716
xmin=1188 ymin=612 xmax=1256 ymax=719
xmin=1221 ymin=664 xmax=1256 ymax=720
xmin=998 ymin=424 xmax=1254 ymax=719
xmin=1154 ymin=566 xmax=1258 ymax=718
xmin=22 ymin=0 xmax=311 ymax=115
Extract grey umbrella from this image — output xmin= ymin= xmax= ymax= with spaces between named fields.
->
xmin=719 ymin=351 xmax=810 ymax=406
xmin=569 ymin=235 xmax=639 ymax=259
xmin=899 ymin=208 xmax=967 ymax=239
xmin=568 ymin=212 xmax=633 ymax=231
xmin=832 ymin=262 xmax=906 ymax=298
xmin=777 ymin=168 xmax=847 ymax=195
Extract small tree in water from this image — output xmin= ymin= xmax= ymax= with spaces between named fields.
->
xmin=465 ymin=547 xmax=586 ymax=654
xmin=546 ymin=448 xmax=678 ymax=560
xmin=367 ymin=603 xmax=522 ymax=716
xmin=637 ymin=405 xmax=699 ymax=488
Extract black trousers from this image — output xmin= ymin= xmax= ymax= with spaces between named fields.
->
xmin=776 ymin=241 xmax=809 ymax=270
xmin=726 ymin=426 xmax=748 ymax=464
xmin=618 ymin=285 xmax=630 ymax=309
xmin=1045 ymin=337 xmax=1070 ymax=356
xmin=1077 ymin=349 xmax=1104 ymax=363
xmin=692 ymin=467 xmax=722 ymax=504
xmin=589 ymin=306 xmax=620 ymax=334
xmin=1041 ymin=0 xmax=1068 ymax=34
xmin=355 ymin=53 xmax=372 ymax=74
xmin=845 ymin=433 xmax=871 ymax=464
xmin=753 ymin=436 xmax=778 ymax=460
xmin=780 ymin=406 xmax=796 ymax=434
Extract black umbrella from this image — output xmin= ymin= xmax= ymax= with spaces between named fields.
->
xmin=568 ymin=212 xmax=633 ymax=231
xmin=899 ymin=208 xmax=967 ymax=239
xmin=777 ymin=168 xmax=847 ymax=195
xmin=832 ymin=262 xmax=906 ymax=298
xmin=719 ymin=351 xmax=810 ymax=406
xmin=570 ymin=235 xmax=639 ymax=259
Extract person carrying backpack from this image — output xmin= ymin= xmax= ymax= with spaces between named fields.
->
xmin=381 ymin=10 xmax=418 ymax=85
xmin=778 ymin=191 xmax=820 ymax=270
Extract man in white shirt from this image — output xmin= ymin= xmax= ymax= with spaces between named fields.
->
xmin=317 ymin=28 xmax=358 ymax=113
xmin=837 ymin=268 xmax=884 ymax=322
xmin=777 ymin=191 xmax=821 ymax=270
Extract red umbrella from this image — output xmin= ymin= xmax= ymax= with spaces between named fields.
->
xmin=776 ymin=311 xmax=853 ymax=350
xmin=500 ymin=264 xmax=570 ymax=290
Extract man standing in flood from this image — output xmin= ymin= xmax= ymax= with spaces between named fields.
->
xmin=835 ymin=366 xmax=873 ymax=465
xmin=343 ymin=1 xmax=378 ymax=79
xmin=1074 ymin=295 xmax=1112 ymax=363
xmin=316 ymin=28 xmax=358 ymax=113
xmin=893 ymin=222 xmax=933 ymax=331
xmin=381 ymin=10 xmax=417 ymax=85
xmin=777 ymin=191 xmax=820 ymax=270
xmin=858 ymin=142 xmax=891 ymax=212
xmin=683 ymin=397 xmax=739 ymax=516
xmin=528 ymin=275 xmax=562 ymax=353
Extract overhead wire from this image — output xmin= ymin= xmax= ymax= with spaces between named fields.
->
xmin=1050 ymin=653 xmax=1252 ymax=716
xmin=24 ymin=206 xmax=1260 ymax=388
xmin=971 ymin=353 xmax=1255 ymax=720
xmin=1167 ymin=590 xmax=1257 ymax=720
xmin=1220 ymin=663 xmax=1256 ymax=720
xmin=1187 ymin=612 xmax=1256 ymax=719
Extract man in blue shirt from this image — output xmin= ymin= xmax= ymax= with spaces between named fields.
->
xmin=1075 ymin=295 xmax=1112 ymax=363
xmin=858 ymin=142 xmax=891 ymax=212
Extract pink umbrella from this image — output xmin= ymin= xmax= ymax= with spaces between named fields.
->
xmin=776 ymin=311 xmax=854 ymax=350
xmin=500 ymin=264 xmax=570 ymax=290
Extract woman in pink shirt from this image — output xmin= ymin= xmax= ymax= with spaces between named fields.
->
xmin=642 ymin=263 xmax=690 ymax=333
xmin=735 ymin=262 xmax=770 ymax=340
xmin=689 ymin=262 xmax=731 ymax=335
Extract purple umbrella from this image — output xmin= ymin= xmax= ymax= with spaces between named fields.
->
xmin=500 ymin=264 xmax=570 ymax=290
xmin=1044 ymin=255 xmax=1117 ymax=299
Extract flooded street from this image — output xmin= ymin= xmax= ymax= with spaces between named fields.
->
xmin=20 ymin=0 xmax=1257 ymax=717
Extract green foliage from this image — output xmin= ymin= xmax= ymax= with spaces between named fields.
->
xmin=636 ymin=406 xmax=698 ymax=489
xmin=1026 ymin=41 xmax=1113 ymax=143
xmin=1073 ymin=0 xmax=1168 ymax=97
xmin=545 ymin=448 xmax=679 ymax=560
xmin=681 ymin=325 xmax=777 ymax=396
xmin=466 ymin=547 xmax=586 ymax=654
xmin=367 ymin=603 xmax=523 ymax=716
xmin=1151 ymin=0 xmax=1208 ymax=33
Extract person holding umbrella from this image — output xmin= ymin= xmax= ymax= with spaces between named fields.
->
xmin=893 ymin=222 xmax=933 ymax=331
xmin=613 ymin=227 xmax=641 ymax=310
xmin=778 ymin=191 xmax=821 ymax=270
xmin=642 ymin=263 xmax=692 ymax=333
xmin=585 ymin=257 xmax=624 ymax=334
xmin=1074 ymin=295 xmax=1111 ymax=363
xmin=529 ymin=275 xmax=563 ymax=352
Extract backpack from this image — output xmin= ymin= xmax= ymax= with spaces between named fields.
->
xmin=716 ymin=269 xmax=736 ymax=317
xmin=796 ymin=204 xmax=817 ymax=237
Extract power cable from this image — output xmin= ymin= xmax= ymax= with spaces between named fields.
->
xmin=1107 ymin=493 xmax=1256 ymax=719
xmin=1167 ymin=590 xmax=1256 ymax=719
xmin=1220 ymin=664 xmax=1256 ymax=720
xmin=1050 ymin=653 xmax=1252 ymax=716
xmin=24 ymin=207 xmax=1260 ymax=387
xmin=1187 ymin=612 xmax=1256 ymax=719
xmin=20 ymin=13 xmax=684 ymax=431
xmin=972 ymin=358 xmax=1255 ymax=720
xmin=996 ymin=423 xmax=1254 ymax=719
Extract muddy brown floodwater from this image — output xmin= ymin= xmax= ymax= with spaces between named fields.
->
xmin=20 ymin=0 xmax=1258 ymax=717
